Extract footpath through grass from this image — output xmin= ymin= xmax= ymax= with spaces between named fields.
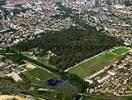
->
xmin=68 ymin=47 xmax=130 ymax=78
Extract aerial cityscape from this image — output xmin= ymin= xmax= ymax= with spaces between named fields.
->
xmin=0 ymin=0 xmax=132 ymax=100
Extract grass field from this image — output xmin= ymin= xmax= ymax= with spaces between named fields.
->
xmin=112 ymin=47 xmax=129 ymax=55
xmin=68 ymin=47 xmax=130 ymax=78
xmin=23 ymin=68 xmax=54 ymax=85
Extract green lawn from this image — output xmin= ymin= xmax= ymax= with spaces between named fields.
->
xmin=23 ymin=68 xmax=54 ymax=85
xmin=69 ymin=53 xmax=117 ymax=78
xmin=69 ymin=47 xmax=130 ymax=78
xmin=112 ymin=47 xmax=129 ymax=55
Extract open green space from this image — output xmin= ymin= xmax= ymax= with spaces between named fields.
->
xmin=23 ymin=68 xmax=54 ymax=85
xmin=69 ymin=53 xmax=117 ymax=78
xmin=112 ymin=47 xmax=129 ymax=55
xmin=69 ymin=47 xmax=130 ymax=78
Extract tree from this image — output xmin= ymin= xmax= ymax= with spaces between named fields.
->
xmin=124 ymin=0 xmax=132 ymax=6
xmin=61 ymin=73 xmax=87 ymax=93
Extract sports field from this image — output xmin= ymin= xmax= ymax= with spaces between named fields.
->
xmin=23 ymin=68 xmax=54 ymax=85
xmin=68 ymin=47 xmax=130 ymax=78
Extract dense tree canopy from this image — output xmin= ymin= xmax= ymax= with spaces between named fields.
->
xmin=13 ymin=25 xmax=122 ymax=70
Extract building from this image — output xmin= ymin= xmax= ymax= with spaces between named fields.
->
xmin=5 ymin=0 xmax=29 ymax=6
